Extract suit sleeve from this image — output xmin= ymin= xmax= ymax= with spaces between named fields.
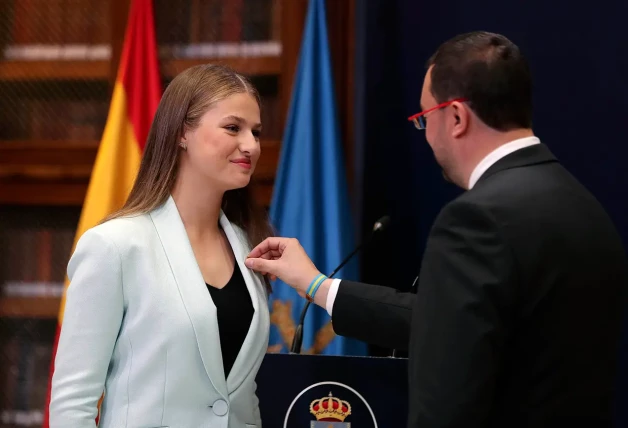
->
xmin=49 ymin=228 xmax=124 ymax=428
xmin=331 ymin=280 xmax=414 ymax=349
xmin=409 ymin=200 xmax=515 ymax=427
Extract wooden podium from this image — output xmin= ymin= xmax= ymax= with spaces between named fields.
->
xmin=256 ymin=353 xmax=408 ymax=427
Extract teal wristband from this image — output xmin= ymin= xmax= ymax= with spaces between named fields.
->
xmin=306 ymin=273 xmax=327 ymax=301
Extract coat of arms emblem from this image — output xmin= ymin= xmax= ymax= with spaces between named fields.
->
xmin=309 ymin=391 xmax=352 ymax=427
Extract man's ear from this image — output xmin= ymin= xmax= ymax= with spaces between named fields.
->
xmin=451 ymin=102 xmax=469 ymax=138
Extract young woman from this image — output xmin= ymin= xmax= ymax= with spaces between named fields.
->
xmin=49 ymin=64 xmax=273 ymax=428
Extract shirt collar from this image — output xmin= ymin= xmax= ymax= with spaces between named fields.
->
xmin=468 ymin=136 xmax=541 ymax=189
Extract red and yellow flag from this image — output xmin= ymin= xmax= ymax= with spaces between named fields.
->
xmin=42 ymin=0 xmax=161 ymax=425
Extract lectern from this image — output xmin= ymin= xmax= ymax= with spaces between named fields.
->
xmin=256 ymin=353 xmax=408 ymax=427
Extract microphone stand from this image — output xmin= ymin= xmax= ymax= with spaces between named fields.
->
xmin=289 ymin=217 xmax=390 ymax=354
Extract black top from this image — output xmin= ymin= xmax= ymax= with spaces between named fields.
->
xmin=206 ymin=263 xmax=254 ymax=379
xmin=332 ymin=144 xmax=628 ymax=427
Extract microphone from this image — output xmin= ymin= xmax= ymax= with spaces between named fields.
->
xmin=372 ymin=216 xmax=390 ymax=233
xmin=289 ymin=215 xmax=391 ymax=354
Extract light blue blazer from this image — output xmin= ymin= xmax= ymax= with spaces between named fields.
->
xmin=49 ymin=196 xmax=270 ymax=428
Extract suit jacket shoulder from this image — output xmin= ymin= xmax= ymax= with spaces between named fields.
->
xmin=79 ymin=213 xmax=154 ymax=253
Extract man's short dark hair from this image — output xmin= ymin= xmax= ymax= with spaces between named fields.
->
xmin=427 ymin=31 xmax=533 ymax=131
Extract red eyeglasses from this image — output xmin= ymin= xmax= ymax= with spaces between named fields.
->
xmin=407 ymin=98 xmax=468 ymax=130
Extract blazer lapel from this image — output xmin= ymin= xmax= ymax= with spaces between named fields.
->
xmin=149 ymin=196 xmax=228 ymax=399
xmin=220 ymin=213 xmax=269 ymax=393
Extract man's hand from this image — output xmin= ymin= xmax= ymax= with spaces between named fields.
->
xmin=245 ymin=237 xmax=321 ymax=296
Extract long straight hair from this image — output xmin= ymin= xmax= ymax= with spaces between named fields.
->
xmin=104 ymin=64 xmax=274 ymax=289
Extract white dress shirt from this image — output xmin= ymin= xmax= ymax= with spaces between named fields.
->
xmin=325 ymin=136 xmax=540 ymax=315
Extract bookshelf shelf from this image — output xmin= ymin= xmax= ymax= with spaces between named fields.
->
xmin=0 ymin=56 xmax=281 ymax=82
xmin=0 ymin=140 xmax=99 ymax=168
xmin=0 ymin=60 xmax=111 ymax=81
xmin=161 ymin=56 xmax=281 ymax=78
xmin=0 ymin=176 xmax=277 ymax=208
xmin=0 ymin=180 xmax=89 ymax=206
xmin=0 ymin=297 xmax=61 ymax=319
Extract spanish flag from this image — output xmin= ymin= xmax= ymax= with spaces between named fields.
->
xmin=42 ymin=0 xmax=161 ymax=425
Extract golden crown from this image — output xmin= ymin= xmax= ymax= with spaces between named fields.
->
xmin=309 ymin=392 xmax=352 ymax=422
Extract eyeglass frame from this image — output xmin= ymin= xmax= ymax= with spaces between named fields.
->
xmin=407 ymin=98 xmax=468 ymax=130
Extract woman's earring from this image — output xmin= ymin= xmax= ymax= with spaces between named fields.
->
xmin=179 ymin=142 xmax=187 ymax=151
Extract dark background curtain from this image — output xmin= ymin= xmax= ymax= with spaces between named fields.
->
xmin=353 ymin=0 xmax=628 ymax=424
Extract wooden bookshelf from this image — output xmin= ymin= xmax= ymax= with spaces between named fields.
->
xmin=0 ymin=297 xmax=61 ymax=319
xmin=0 ymin=0 xmax=299 ymax=212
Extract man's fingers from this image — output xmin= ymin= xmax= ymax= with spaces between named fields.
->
xmin=245 ymin=257 xmax=277 ymax=275
xmin=258 ymin=249 xmax=282 ymax=260
xmin=248 ymin=237 xmax=288 ymax=259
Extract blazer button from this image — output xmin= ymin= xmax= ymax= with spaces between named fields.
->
xmin=212 ymin=399 xmax=228 ymax=416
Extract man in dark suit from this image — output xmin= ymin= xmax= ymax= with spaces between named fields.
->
xmin=245 ymin=31 xmax=628 ymax=427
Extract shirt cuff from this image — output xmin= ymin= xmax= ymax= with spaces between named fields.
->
xmin=326 ymin=278 xmax=341 ymax=316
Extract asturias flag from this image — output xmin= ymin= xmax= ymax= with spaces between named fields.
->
xmin=266 ymin=0 xmax=367 ymax=356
